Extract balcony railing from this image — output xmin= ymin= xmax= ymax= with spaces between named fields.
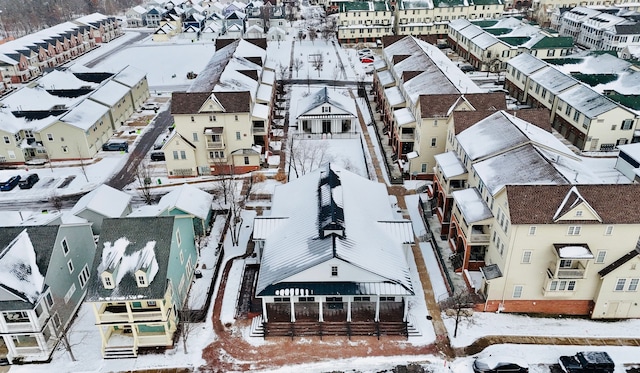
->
xmin=137 ymin=333 xmax=170 ymax=347
xmin=469 ymin=232 xmax=490 ymax=243
xmin=547 ymin=264 xmax=586 ymax=279
xmin=252 ymin=125 xmax=266 ymax=134
xmin=97 ymin=307 xmax=164 ymax=324
xmin=400 ymin=133 xmax=415 ymax=141
xmin=206 ymin=141 xmax=224 ymax=149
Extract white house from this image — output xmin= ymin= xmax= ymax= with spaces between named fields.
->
xmin=295 ymin=87 xmax=357 ymax=136
xmin=252 ymin=164 xmax=415 ymax=337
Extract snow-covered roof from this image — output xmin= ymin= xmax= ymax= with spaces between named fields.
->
xmin=617 ymin=143 xmax=640 ymax=162
xmin=377 ymin=70 xmax=395 ymax=87
xmin=261 ymin=69 xmax=275 ymax=85
xmin=0 ymin=229 xmax=46 ymax=304
xmin=531 ymin=67 xmax=577 ymax=94
xmin=87 ymin=217 xmax=177 ymax=302
xmin=113 ymin=65 xmax=147 ymax=88
xmin=20 ymin=211 xmax=88 ymax=226
xmin=252 ymin=103 xmax=269 ymax=119
xmin=556 ymin=244 xmax=594 ymax=259
xmin=257 ymin=83 xmax=273 ymax=103
xmin=507 ymin=52 xmax=547 ymax=75
xmin=255 ymin=164 xmax=414 ymax=297
xmin=557 ymin=84 xmax=618 ymax=118
xmin=1 ymin=86 xmax=82 ymax=112
xmin=158 ymin=183 xmax=213 ymax=220
xmin=37 ymin=70 xmax=97 ymax=90
xmin=59 ymin=99 xmax=110 ymax=131
xmin=296 ymin=87 xmax=357 ymax=118
xmin=452 ymin=188 xmax=493 ymax=223
xmin=384 ymin=86 xmax=405 ymax=107
xmin=89 ymin=80 xmax=130 ymax=107
xmin=434 ymin=151 xmax=466 ymax=178
xmin=71 ymin=184 xmax=132 ymax=218
xmin=394 ymin=107 xmax=415 ymax=126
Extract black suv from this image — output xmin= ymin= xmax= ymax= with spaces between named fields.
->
xmin=559 ymin=351 xmax=614 ymax=373
xmin=150 ymin=151 xmax=165 ymax=161
xmin=102 ymin=142 xmax=128 ymax=152
xmin=19 ymin=173 xmax=39 ymax=189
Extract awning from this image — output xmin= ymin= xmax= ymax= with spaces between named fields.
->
xmin=553 ymin=243 xmax=594 ymax=259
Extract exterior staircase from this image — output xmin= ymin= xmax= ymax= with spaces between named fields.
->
xmin=250 ymin=315 xmax=264 ymax=337
xmin=103 ymin=345 xmax=137 ymax=359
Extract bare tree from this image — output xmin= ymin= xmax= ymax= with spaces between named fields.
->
xmin=135 ymin=161 xmax=154 ymax=205
xmin=310 ymin=51 xmax=324 ymax=77
xmin=49 ymin=190 xmax=63 ymax=211
xmin=277 ymin=63 xmax=288 ymax=80
xmin=178 ymin=292 xmax=204 ymax=354
xmin=292 ymin=57 xmax=304 ymax=78
xmin=439 ymin=289 xmax=476 ymax=338
xmin=73 ymin=144 xmax=90 ymax=182
xmin=297 ymin=29 xmax=304 ymax=44
xmin=308 ymin=28 xmax=317 ymax=44
xmin=287 ymin=137 xmax=332 ymax=178
xmin=224 ymin=178 xmax=246 ymax=246
xmin=321 ymin=26 xmax=333 ymax=44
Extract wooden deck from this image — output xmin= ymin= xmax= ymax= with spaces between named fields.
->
xmin=264 ymin=320 xmax=408 ymax=339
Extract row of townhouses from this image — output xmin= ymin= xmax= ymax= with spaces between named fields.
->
xmin=336 ymin=0 xmax=505 ymax=43
xmin=0 ymin=183 xmax=213 ymax=363
xmin=504 ymin=52 xmax=640 ymax=151
xmin=531 ymin=0 xmax=640 ymax=26
xmin=0 ymin=66 xmax=150 ymax=164
xmin=127 ymin=0 xmax=291 ymax=42
xmin=429 ymin=107 xmax=640 ymax=318
xmin=163 ymin=38 xmax=275 ymax=177
xmin=0 ymin=13 xmax=121 ymax=88
xmin=447 ymin=17 xmax=575 ymax=71
xmin=551 ymin=6 xmax=640 ymax=51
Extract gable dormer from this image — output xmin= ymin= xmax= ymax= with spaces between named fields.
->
xmin=200 ymin=93 xmax=225 ymax=113
xmin=101 ymin=271 xmax=116 ymax=289
xmin=135 ymin=270 xmax=149 ymax=287
xmin=553 ymin=186 xmax=602 ymax=222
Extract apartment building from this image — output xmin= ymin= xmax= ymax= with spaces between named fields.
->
xmin=504 ymin=53 xmax=639 ymax=151
xmin=429 ymin=109 xmax=640 ymax=318
xmin=166 ymin=38 xmax=274 ymax=177
xmin=337 ymin=1 xmax=394 ymax=43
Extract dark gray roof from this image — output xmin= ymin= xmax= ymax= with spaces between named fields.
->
xmin=86 ymin=217 xmax=176 ymax=302
xmin=0 ymin=226 xmax=58 ymax=310
xmin=599 ymin=246 xmax=640 ymax=278
xmin=615 ymin=23 xmax=640 ymax=35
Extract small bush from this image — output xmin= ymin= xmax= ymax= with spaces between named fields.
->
xmin=252 ymin=172 xmax=267 ymax=183
xmin=274 ymin=169 xmax=287 ymax=182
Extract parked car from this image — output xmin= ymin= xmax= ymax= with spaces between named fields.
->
xmin=559 ymin=351 xmax=614 ymax=373
xmin=18 ymin=173 xmax=39 ymax=189
xmin=472 ymin=355 xmax=528 ymax=373
xmin=360 ymin=57 xmax=375 ymax=64
xmin=357 ymin=48 xmax=372 ymax=56
xmin=140 ymin=103 xmax=159 ymax=111
xmin=0 ymin=176 xmax=21 ymax=191
xmin=460 ymin=64 xmax=476 ymax=72
xmin=150 ymin=151 xmax=166 ymax=161
xmin=102 ymin=142 xmax=128 ymax=152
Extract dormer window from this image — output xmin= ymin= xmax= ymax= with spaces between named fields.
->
xmin=137 ymin=274 xmax=147 ymax=287
xmin=102 ymin=274 xmax=114 ymax=289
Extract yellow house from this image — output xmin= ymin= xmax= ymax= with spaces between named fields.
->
xmin=167 ymin=91 xmax=261 ymax=176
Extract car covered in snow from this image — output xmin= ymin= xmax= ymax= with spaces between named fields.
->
xmin=472 ymin=354 xmax=528 ymax=373
xmin=559 ymin=351 xmax=614 ymax=373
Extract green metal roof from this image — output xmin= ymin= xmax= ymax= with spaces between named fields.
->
xmin=570 ymin=73 xmax=618 ymax=87
xmin=471 ymin=0 xmax=503 ymax=5
xmin=546 ymin=58 xmax=584 ymax=66
xmin=433 ymin=0 xmax=465 ymax=7
xmin=485 ymin=28 xmax=513 ymax=36
xmin=340 ymin=0 xmax=389 ymax=11
xmin=471 ymin=20 xmax=499 ymax=28
xmin=398 ymin=0 xmax=432 ymax=9
xmin=499 ymin=36 xmax=531 ymax=46
xmin=605 ymin=94 xmax=640 ymax=110
xmin=531 ymin=36 xmax=574 ymax=49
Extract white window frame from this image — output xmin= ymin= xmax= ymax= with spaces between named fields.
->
xmin=567 ymin=226 xmax=581 ymax=235
xmin=512 ymin=285 xmax=523 ymax=298
xmin=595 ymin=250 xmax=606 ymax=264
xmin=522 ymin=250 xmax=532 ymax=264
xmin=78 ymin=264 xmax=90 ymax=288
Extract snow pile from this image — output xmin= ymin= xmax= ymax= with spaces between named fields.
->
xmin=0 ymin=230 xmax=45 ymax=303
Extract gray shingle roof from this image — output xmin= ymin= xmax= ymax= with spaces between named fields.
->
xmin=86 ymin=217 xmax=176 ymax=302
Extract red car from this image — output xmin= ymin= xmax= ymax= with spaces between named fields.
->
xmin=360 ymin=57 xmax=374 ymax=64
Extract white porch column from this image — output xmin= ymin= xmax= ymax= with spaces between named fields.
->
xmin=347 ymin=298 xmax=352 ymax=322
xmin=403 ymin=297 xmax=409 ymax=322
xmin=290 ymin=298 xmax=296 ymax=323
xmin=318 ymin=298 xmax=324 ymax=322
xmin=375 ymin=297 xmax=380 ymax=322
xmin=262 ymin=300 xmax=269 ymax=322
